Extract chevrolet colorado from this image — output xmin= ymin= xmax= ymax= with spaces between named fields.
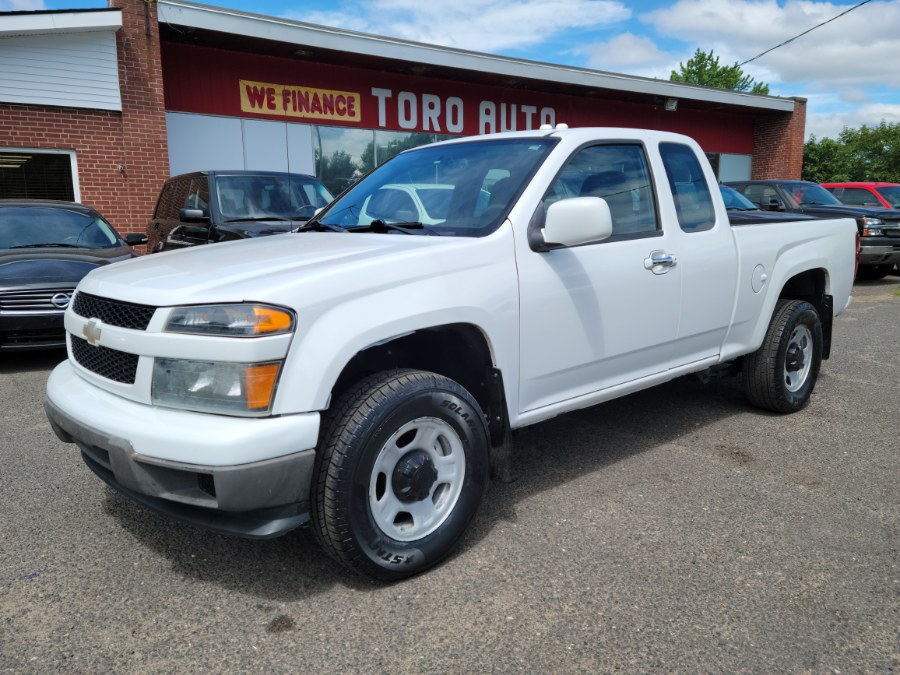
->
xmin=45 ymin=128 xmax=857 ymax=580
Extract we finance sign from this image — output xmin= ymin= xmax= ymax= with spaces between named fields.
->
xmin=240 ymin=80 xmax=362 ymax=122
xmin=239 ymin=79 xmax=557 ymax=135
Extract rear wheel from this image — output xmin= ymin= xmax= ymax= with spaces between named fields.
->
xmin=744 ymin=299 xmax=823 ymax=413
xmin=311 ymin=369 xmax=489 ymax=581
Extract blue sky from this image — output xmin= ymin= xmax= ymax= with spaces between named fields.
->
xmin=10 ymin=0 xmax=898 ymax=140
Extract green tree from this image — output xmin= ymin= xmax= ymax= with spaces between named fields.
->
xmin=840 ymin=121 xmax=900 ymax=182
xmin=802 ymin=122 xmax=900 ymax=183
xmin=670 ymin=49 xmax=769 ymax=95
xmin=802 ymin=135 xmax=852 ymax=183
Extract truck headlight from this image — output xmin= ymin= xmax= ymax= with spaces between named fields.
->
xmin=861 ymin=217 xmax=884 ymax=236
xmin=152 ymin=358 xmax=282 ymax=416
xmin=165 ymin=303 xmax=294 ymax=337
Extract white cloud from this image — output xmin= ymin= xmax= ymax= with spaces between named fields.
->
xmin=0 ymin=0 xmax=46 ymax=8
xmin=644 ymin=0 xmax=900 ymax=90
xmin=579 ymin=32 xmax=671 ymax=74
xmin=806 ymin=102 xmax=900 ymax=140
xmin=289 ymin=0 xmax=631 ymax=52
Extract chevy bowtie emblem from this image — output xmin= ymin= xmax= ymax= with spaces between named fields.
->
xmin=83 ymin=319 xmax=102 ymax=346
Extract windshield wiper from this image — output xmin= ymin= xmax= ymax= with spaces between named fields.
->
xmin=347 ymin=220 xmax=434 ymax=235
xmin=10 ymin=242 xmax=83 ymax=249
xmin=294 ymin=216 xmax=345 ymax=233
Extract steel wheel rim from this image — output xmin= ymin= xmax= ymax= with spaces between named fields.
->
xmin=369 ymin=416 xmax=466 ymax=542
xmin=784 ymin=324 xmax=813 ymax=392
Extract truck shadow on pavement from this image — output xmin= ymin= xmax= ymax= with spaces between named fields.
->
xmin=104 ymin=373 xmax=758 ymax=598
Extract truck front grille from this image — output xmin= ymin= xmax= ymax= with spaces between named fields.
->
xmin=0 ymin=287 xmax=74 ymax=314
xmin=71 ymin=335 xmax=138 ymax=384
xmin=73 ymin=292 xmax=156 ymax=330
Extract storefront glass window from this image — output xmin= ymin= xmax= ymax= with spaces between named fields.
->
xmin=315 ymin=127 xmax=457 ymax=195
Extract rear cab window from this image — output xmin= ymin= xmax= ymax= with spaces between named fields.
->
xmin=659 ymin=143 xmax=716 ymax=232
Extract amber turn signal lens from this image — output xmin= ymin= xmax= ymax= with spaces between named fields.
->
xmin=252 ymin=306 xmax=294 ymax=334
xmin=245 ymin=363 xmax=281 ymax=410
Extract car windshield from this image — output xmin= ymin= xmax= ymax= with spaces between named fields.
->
xmin=875 ymin=186 xmax=900 ymax=208
xmin=315 ymin=137 xmax=557 ymax=237
xmin=789 ymin=183 xmax=842 ymax=206
xmin=720 ymin=185 xmax=758 ymax=210
xmin=215 ymin=174 xmax=334 ymax=221
xmin=0 ymin=207 xmax=121 ymax=250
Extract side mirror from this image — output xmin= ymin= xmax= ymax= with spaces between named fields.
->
xmin=123 ymin=233 xmax=148 ymax=246
xmin=179 ymin=208 xmax=208 ymax=222
xmin=541 ymin=197 xmax=613 ymax=248
xmin=763 ymin=198 xmax=782 ymax=211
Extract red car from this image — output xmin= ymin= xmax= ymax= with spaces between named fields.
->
xmin=821 ymin=182 xmax=900 ymax=209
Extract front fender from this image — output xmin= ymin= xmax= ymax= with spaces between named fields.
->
xmin=271 ymin=237 xmax=520 ymax=415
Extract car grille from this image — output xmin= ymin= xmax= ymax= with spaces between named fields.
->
xmin=0 ymin=287 xmax=75 ymax=314
xmin=72 ymin=292 xmax=156 ymax=330
xmin=71 ymin=335 xmax=139 ymax=384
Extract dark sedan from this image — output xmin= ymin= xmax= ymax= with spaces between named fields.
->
xmin=0 ymin=201 xmax=145 ymax=350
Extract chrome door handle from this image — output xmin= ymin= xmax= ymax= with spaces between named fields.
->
xmin=644 ymin=251 xmax=677 ymax=274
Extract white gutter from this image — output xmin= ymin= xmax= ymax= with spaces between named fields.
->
xmin=0 ymin=10 xmax=122 ymax=37
xmin=158 ymin=0 xmax=795 ymax=113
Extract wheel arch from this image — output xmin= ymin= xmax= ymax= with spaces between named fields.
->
xmin=777 ymin=267 xmax=833 ymax=359
xmin=329 ymin=323 xmax=509 ymax=448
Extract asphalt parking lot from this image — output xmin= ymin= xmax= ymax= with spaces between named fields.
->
xmin=1 ymin=277 xmax=898 ymax=673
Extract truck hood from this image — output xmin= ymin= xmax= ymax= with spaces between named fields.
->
xmin=800 ymin=204 xmax=900 ymax=220
xmin=77 ymin=231 xmax=488 ymax=308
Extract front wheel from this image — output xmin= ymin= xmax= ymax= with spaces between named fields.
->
xmin=311 ymin=369 xmax=489 ymax=581
xmin=743 ymin=299 xmax=823 ymax=414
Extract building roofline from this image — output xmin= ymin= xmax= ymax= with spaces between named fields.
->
xmin=158 ymin=0 xmax=795 ymax=114
xmin=0 ymin=8 xmax=121 ymax=37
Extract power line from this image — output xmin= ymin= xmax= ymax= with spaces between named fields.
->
xmin=737 ymin=0 xmax=873 ymax=67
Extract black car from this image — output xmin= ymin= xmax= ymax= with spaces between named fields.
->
xmin=720 ymin=184 xmax=816 ymax=223
xmin=0 ymin=201 xmax=146 ymax=350
xmin=725 ymin=180 xmax=900 ymax=279
xmin=148 ymin=170 xmax=334 ymax=252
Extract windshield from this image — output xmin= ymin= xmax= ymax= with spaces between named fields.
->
xmin=720 ymin=185 xmax=758 ymax=210
xmin=316 ymin=137 xmax=557 ymax=236
xmin=0 ymin=207 xmax=121 ymax=250
xmin=788 ymin=183 xmax=842 ymax=207
xmin=214 ymin=174 xmax=334 ymax=221
xmin=875 ymin=186 xmax=900 ymax=208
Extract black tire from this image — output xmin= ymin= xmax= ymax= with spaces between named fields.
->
xmin=856 ymin=264 xmax=892 ymax=281
xmin=311 ymin=369 xmax=489 ymax=581
xmin=743 ymin=299 xmax=823 ymax=414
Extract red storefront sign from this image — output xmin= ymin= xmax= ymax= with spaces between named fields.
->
xmin=162 ymin=42 xmax=755 ymax=153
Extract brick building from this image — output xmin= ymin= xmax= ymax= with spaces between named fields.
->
xmin=0 ymin=0 xmax=807 ymax=238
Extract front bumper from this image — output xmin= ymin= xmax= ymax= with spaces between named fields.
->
xmin=0 ymin=311 xmax=65 ymax=350
xmin=859 ymin=239 xmax=900 ymax=266
xmin=45 ymin=360 xmax=321 ymax=538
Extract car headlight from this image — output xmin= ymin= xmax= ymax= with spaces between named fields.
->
xmin=152 ymin=358 xmax=282 ymax=416
xmin=861 ymin=217 xmax=884 ymax=236
xmin=165 ymin=303 xmax=294 ymax=337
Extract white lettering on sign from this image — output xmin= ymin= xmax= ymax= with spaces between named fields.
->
xmin=370 ymin=87 xmax=555 ymax=135
xmin=447 ymin=97 xmax=464 ymax=133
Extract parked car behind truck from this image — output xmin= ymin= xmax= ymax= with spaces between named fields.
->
xmin=725 ymin=179 xmax=900 ymax=279
xmin=46 ymin=128 xmax=857 ymax=580
xmin=148 ymin=170 xmax=333 ymax=252
xmin=0 ymin=200 xmax=145 ymax=350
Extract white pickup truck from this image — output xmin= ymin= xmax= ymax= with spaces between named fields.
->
xmin=45 ymin=128 xmax=857 ymax=580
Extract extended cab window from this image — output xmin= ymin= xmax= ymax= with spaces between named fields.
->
xmin=659 ymin=143 xmax=715 ymax=232
xmin=543 ymin=144 xmax=658 ymax=237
